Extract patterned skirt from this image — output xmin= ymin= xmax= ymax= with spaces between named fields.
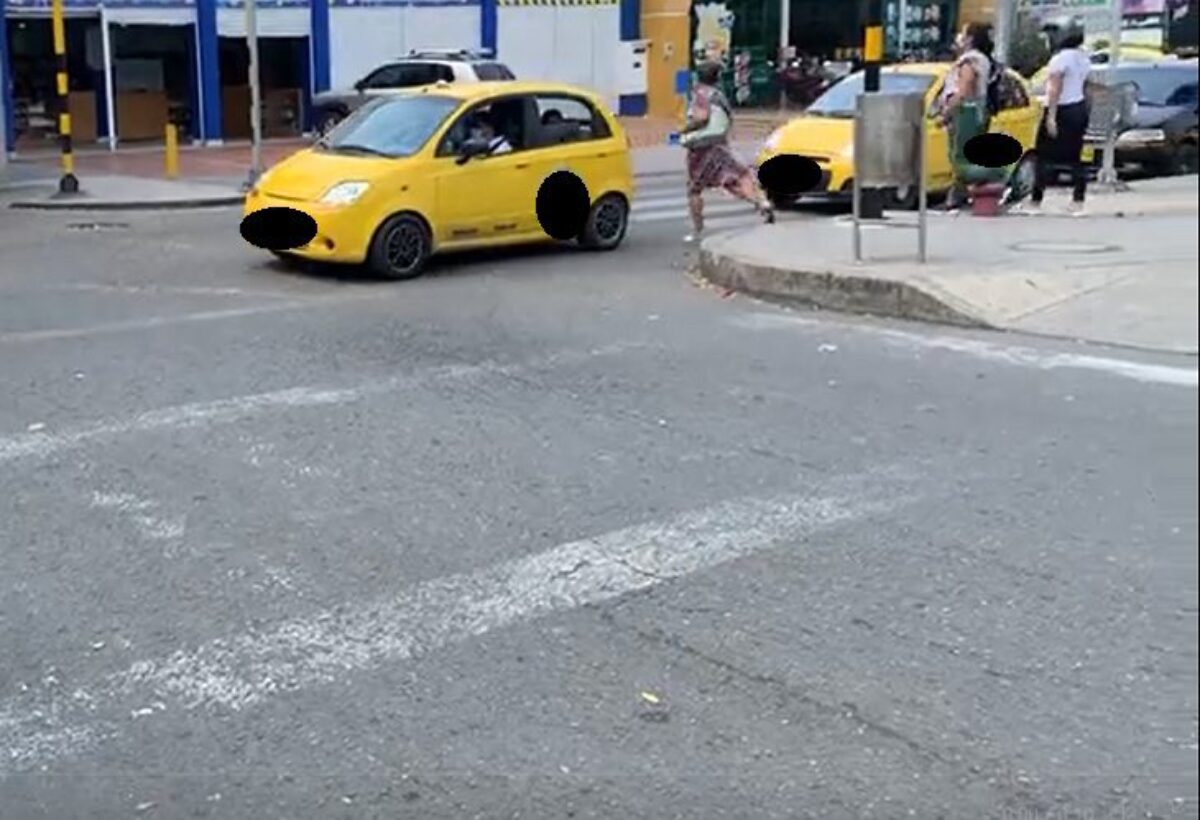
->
xmin=686 ymin=143 xmax=750 ymax=196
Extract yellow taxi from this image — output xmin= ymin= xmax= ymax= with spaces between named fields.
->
xmin=1029 ymin=44 xmax=1169 ymax=93
xmin=756 ymin=63 xmax=1042 ymax=208
xmin=244 ymin=81 xmax=634 ymax=279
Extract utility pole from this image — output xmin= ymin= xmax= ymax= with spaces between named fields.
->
xmin=244 ymin=0 xmax=263 ymax=189
xmin=1099 ymin=0 xmax=1124 ymax=186
xmin=860 ymin=0 xmax=884 ymax=219
xmin=779 ymin=0 xmax=790 ymax=110
xmin=993 ymin=0 xmax=1016 ymax=65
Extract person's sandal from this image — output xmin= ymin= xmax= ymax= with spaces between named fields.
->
xmin=759 ymin=201 xmax=776 ymax=224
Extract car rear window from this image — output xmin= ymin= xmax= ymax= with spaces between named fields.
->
xmin=474 ymin=63 xmax=516 ymax=81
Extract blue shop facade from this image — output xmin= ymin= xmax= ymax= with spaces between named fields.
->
xmin=1 ymin=0 xmax=643 ymax=152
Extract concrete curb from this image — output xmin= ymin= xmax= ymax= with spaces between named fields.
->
xmin=697 ymin=238 xmax=988 ymax=329
xmin=9 ymin=193 xmax=244 ymax=211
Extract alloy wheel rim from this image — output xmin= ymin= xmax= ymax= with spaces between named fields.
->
xmin=595 ymin=201 xmax=625 ymax=241
xmin=385 ymin=223 xmax=423 ymax=273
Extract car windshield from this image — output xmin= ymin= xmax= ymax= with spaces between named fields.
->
xmin=1103 ymin=66 xmax=1199 ymax=105
xmin=320 ymin=95 xmax=461 ymax=157
xmin=805 ymin=72 xmax=935 ymax=117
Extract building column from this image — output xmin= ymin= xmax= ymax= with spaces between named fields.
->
xmin=481 ymin=0 xmax=497 ymax=53
xmin=310 ymin=0 xmax=330 ymax=93
xmin=0 ymin=0 xmax=14 ymax=156
xmin=196 ymin=0 xmax=222 ymax=143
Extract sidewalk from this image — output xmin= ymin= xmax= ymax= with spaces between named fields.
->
xmin=698 ymin=176 xmax=1200 ymax=354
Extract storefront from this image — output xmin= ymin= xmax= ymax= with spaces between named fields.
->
xmin=3 ymin=0 xmax=648 ymax=152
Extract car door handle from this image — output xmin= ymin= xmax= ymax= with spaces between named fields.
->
xmin=515 ymin=162 xmax=530 ymax=169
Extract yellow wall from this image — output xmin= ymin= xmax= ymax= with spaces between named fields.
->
xmin=642 ymin=0 xmax=690 ymax=121
xmin=958 ymin=0 xmax=995 ymax=27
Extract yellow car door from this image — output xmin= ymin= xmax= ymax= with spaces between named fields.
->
xmin=924 ymin=80 xmax=955 ymax=192
xmin=432 ymin=96 xmax=542 ymax=244
xmin=526 ymin=94 xmax=623 ymax=209
xmin=990 ymin=70 xmax=1040 ymax=159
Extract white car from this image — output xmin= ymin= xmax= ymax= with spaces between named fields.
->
xmin=312 ymin=50 xmax=516 ymax=135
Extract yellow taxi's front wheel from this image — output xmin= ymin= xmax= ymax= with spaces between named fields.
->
xmin=368 ymin=213 xmax=433 ymax=280
xmin=579 ymin=194 xmax=629 ymax=251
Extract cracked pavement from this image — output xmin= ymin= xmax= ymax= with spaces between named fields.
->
xmin=0 ymin=205 xmax=1196 ymax=819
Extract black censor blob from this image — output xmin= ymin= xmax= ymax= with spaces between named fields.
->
xmin=757 ymin=154 xmax=822 ymax=199
xmin=963 ymin=133 xmax=1023 ymax=169
xmin=536 ymin=171 xmax=591 ymax=240
xmin=240 ymin=207 xmax=318 ymax=251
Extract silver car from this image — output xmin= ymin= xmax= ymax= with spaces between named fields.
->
xmin=312 ymin=50 xmax=516 ymax=135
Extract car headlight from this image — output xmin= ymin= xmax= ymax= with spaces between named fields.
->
xmin=1117 ymin=129 xmax=1166 ymax=145
xmin=320 ymin=181 xmax=370 ymax=205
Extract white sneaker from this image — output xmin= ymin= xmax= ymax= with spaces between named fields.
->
xmin=1066 ymin=201 xmax=1086 ymax=217
xmin=1010 ymin=201 xmax=1042 ymax=215
xmin=683 ymin=231 xmax=702 ymax=244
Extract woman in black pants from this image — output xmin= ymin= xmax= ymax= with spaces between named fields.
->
xmin=1029 ymin=27 xmax=1093 ymax=214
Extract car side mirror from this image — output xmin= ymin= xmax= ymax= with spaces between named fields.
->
xmin=455 ymin=137 xmax=491 ymax=165
xmin=354 ymin=79 xmax=367 ymax=93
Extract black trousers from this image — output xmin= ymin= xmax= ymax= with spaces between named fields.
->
xmin=1032 ymin=101 xmax=1090 ymax=204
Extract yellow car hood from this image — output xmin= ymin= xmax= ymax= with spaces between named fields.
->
xmin=257 ymin=148 xmax=409 ymax=201
xmin=769 ymin=115 xmax=855 ymax=160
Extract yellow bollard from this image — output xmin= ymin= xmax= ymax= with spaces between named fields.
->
xmin=165 ymin=123 xmax=179 ymax=179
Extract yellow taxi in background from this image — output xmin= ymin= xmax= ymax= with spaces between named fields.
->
xmin=244 ymin=81 xmax=634 ymax=279
xmin=757 ymin=63 xmax=1042 ymax=208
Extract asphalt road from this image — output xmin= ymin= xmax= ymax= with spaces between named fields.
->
xmin=1 ymin=181 xmax=1197 ymax=820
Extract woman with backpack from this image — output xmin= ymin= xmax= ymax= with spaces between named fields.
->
xmin=937 ymin=23 xmax=995 ymax=210
xmin=680 ymin=61 xmax=774 ymax=243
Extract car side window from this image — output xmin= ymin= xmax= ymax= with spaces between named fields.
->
xmin=1167 ymin=83 xmax=1198 ymax=107
xmin=361 ymin=64 xmax=405 ymax=89
xmin=436 ymin=97 xmax=530 ymax=157
xmin=530 ymin=95 xmax=611 ymax=148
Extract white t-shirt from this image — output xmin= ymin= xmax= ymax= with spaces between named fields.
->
xmin=1047 ymin=48 xmax=1091 ymax=105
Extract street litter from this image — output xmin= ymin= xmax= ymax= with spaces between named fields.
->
xmin=639 ymin=691 xmax=661 ymax=705
xmin=818 ymin=343 xmax=838 ymax=353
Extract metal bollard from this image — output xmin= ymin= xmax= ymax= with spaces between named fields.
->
xmin=51 ymin=0 xmax=79 ymax=193
xmin=165 ymin=123 xmax=179 ymax=179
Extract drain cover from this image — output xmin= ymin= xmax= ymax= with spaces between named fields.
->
xmin=67 ymin=221 xmax=130 ymax=232
xmin=1009 ymin=240 xmax=1119 ymax=254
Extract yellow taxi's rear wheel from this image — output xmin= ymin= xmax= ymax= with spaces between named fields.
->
xmin=368 ymin=214 xmax=431 ymax=280
xmin=580 ymin=194 xmax=628 ymax=251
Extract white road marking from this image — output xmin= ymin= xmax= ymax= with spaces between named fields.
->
xmin=0 ymin=343 xmax=642 ymax=464
xmin=90 ymin=491 xmax=186 ymax=543
xmin=0 ymin=304 xmax=307 ymax=345
xmin=731 ymin=311 xmax=1199 ymax=388
xmin=0 ymin=480 xmax=911 ymax=774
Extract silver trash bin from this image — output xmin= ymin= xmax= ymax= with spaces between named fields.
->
xmin=852 ymin=91 xmax=928 ymax=263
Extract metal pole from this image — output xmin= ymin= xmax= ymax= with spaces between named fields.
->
xmin=0 ymin=49 xmax=7 ymax=172
xmin=100 ymin=5 xmax=117 ymax=151
xmin=244 ymin=0 xmax=263 ymax=188
xmin=51 ymin=0 xmax=79 ymax=193
xmin=993 ymin=0 xmax=1015 ymax=65
xmin=917 ymin=113 xmax=926 ymax=263
xmin=898 ymin=0 xmax=908 ymax=57
xmin=852 ymin=102 xmax=863 ymax=262
xmin=1099 ymin=0 xmax=1123 ymax=186
xmin=860 ymin=0 xmax=884 ymax=220
xmin=779 ymin=0 xmax=790 ymax=111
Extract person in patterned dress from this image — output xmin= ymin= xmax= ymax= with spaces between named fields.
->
xmin=682 ymin=61 xmax=774 ymax=243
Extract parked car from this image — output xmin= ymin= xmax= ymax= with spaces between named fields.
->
xmin=756 ymin=62 xmax=1042 ymax=209
xmin=1091 ymin=60 xmax=1199 ymax=175
xmin=246 ymin=81 xmax=633 ymax=280
xmin=311 ymin=50 xmax=516 ymax=135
